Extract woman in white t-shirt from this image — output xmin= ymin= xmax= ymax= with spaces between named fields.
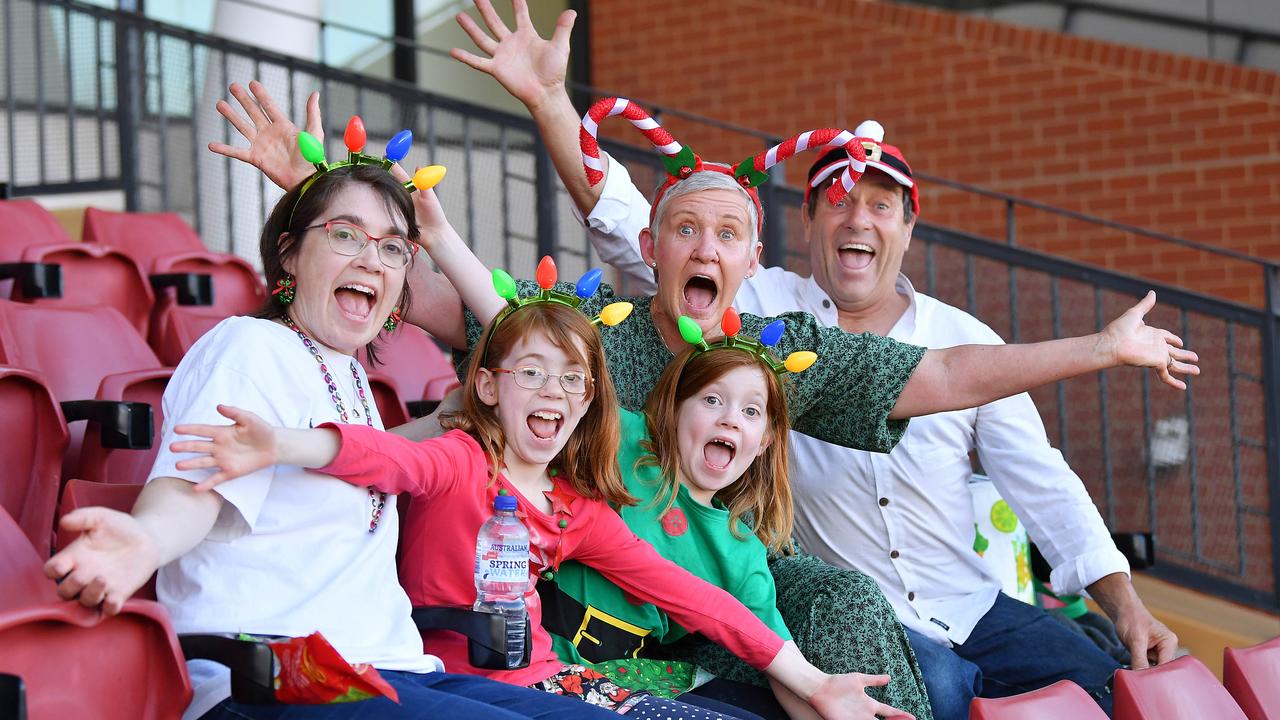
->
xmin=42 ymin=146 xmax=621 ymax=720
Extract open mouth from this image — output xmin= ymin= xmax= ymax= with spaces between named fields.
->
xmin=837 ymin=243 xmax=876 ymax=271
xmin=527 ymin=410 xmax=564 ymax=441
xmin=334 ymin=283 xmax=377 ymax=320
xmin=703 ymin=438 xmax=736 ymax=471
xmin=682 ymin=275 xmax=719 ymax=312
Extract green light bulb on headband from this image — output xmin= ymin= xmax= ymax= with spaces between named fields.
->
xmin=677 ymin=316 xmax=704 ymax=346
xmin=492 ymin=268 xmax=518 ymax=301
xmin=298 ymin=131 xmax=327 ymax=166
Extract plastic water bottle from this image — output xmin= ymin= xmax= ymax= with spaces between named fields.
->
xmin=474 ymin=494 xmax=530 ymax=668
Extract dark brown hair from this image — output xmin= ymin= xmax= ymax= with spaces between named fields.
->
xmin=255 ymin=164 xmax=418 ymax=364
xmin=641 ymin=348 xmax=795 ymax=553
xmin=442 ymin=302 xmax=635 ymax=507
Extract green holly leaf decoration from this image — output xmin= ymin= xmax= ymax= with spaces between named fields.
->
xmin=660 ymin=146 xmax=698 ymax=179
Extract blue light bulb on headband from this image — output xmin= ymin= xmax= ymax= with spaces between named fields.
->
xmin=759 ymin=319 xmax=785 ymax=347
xmin=575 ymin=268 xmax=603 ymax=299
xmin=385 ymin=130 xmax=413 ymax=163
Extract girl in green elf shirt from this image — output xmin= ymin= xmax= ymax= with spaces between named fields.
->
xmin=540 ymin=313 xmax=931 ymax=720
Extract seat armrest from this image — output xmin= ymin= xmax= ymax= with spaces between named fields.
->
xmin=0 ymin=262 xmax=61 ymax=298
xmin=411 ymin=606 xmax=531 ymax=670
xmin=60 ymin=399 xmax=153 ymax=449
xmin=178 ymin=633 xmax=279 ymax=705
xmin=150 ymin=272 xmax=214 ymax=306
xmin=0 ymin=672 xmax=26 ymax=720
xmin=1111 ymin=532 xmax=1155 ymax=570
xmin=405 ymin=400 xmax=440 ymax=418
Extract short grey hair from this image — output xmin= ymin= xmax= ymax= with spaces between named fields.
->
xmin=650 ymin=170 xmax=760 ymax=245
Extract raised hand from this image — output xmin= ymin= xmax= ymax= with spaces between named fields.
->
xmin=208 ymin=80 xmax=323 ymax=191
xmin=1100 ymin=291 xmax=1200 ymax=390
xmin=809 ymin=672 xmax=916 ymax=720
xmin=171 ymin=404 xmax=280 ymax=491
xmin=43 ymin=508 xmax=160 ymax=615
xmin=451 ymin=0 xmax=575 ymax=113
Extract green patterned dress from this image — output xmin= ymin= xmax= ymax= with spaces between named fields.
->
xmin=461 ymin=283 xmax=934 ymax=719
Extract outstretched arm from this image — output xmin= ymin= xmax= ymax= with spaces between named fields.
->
xmin=43 ymin=477 xmax=223 ymax=615
xmin=169 ymin=404 xmax=340 ymax=491
xmin=452 ymin=0 xmax=656 ymax=292
xmin=891 ymin=291 xmax=1198 ymax=419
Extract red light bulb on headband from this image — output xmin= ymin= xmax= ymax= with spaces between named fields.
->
xmin=344 ymin=116 xmax=366 ymax=154
xmin=721 ymin=308 xmax=741 ymax=338
xmin=536 ymin=256 xmax=557 ymax=290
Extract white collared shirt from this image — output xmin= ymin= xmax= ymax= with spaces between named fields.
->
xmin=576 ymin=154 xmax=1129 ymax=646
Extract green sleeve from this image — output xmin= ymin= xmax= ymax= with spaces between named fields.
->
xmin=738 ymin=310 xmax=926 ymax=453
xmin=731 ymin=549 xmax=792 ymax=641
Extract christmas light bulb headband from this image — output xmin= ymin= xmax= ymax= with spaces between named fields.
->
xmin=291 ymin=116 xmax=448 ymax=220
xmin=579 ymin=97 xmax=873 ymax=235
xmin=675 ymin=308 xmax=817 ymax=377
xmin=480 ymin=255 xmax=635 ymax=366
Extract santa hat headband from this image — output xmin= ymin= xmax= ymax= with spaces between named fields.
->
xmin=580 ymin=97 xmax=871 ymax=235
xmin=804 ymin=120 xmax=920 ymax=216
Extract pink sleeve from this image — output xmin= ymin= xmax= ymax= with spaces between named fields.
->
xmin=317 ymin=425 xmax=482 ymax=499
xmin=571 ymin=506 xmax=784 ymax=670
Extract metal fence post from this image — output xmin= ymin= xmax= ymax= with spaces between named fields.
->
xmin=761 ymin=171 xmax=786 ymax=268
xmin=1262 ymin=263 xmax=1280 ymax=608
xmin=534 ymin=139 xmax=559 ymax=260
xmin=113 ymin=2 xmax=143 ymax=211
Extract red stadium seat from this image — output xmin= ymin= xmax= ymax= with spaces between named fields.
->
xmin=366 ymin=370 xmax=411 ymax=429
xmin=358 ymin=323 xmax=458 ymax=416
xmin=0 ymin=506 xmax=191 ymax=719
xmin=0 ymin=301 xmax=169 ymax=485
xmin=0 ymin=199 xmax=72 ymax=257
xmin=148 ymin=295 xmax=228 ymax=365
xmin=1114 ymin=655 xmax=1247 ymax=720
xmin=1225 ymin=636 xmax=1280 ymax=720
xmin=970 ymin=680 xmax=1108 ymax=719
xmin=0 ymin=367 xmax=68 ymax=558
xmin=83 ymin=207 xmax=265 ymax=315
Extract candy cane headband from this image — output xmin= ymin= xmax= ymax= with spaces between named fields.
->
xmin=579 ymin=97 xmax=871 ymax=233
xmin=292 ymin=116 xmax=447 ymax=221
xmin=481 ymin=256 xmax=634 ymax=366
xmin=676 ymin=308 xmax=816 ymax=377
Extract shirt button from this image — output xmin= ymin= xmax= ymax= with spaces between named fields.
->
xmin=908 ymin=592 xmax=916 ymax=601
xmin=879 ymin=497 xmax=890 ymax=507
xmin=890 ymin=550 xmax=900 ymax=559
xmin=822 ymin=299 xmax=831 ymax=309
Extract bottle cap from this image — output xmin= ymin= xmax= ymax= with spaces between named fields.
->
xmin=494 ymin=494 xmax=518 ymax=511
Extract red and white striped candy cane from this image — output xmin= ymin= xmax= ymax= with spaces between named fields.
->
xmin=580 ymin=97 xmax=684 ymax=186
xmin=742 ymin=129 xmax=869 ymax=203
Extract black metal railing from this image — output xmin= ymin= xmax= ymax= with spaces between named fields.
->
xmin=2 ymin=0 xmax=1279 ymax=611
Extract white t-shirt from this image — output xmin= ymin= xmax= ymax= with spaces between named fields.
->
xmin=148 ymin=316 xmax=442 ymax=719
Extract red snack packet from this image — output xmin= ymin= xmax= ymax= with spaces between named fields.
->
xmin=238 ymin=631 xmax=400 ymax=705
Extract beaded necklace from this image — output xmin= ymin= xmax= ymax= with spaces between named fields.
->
xmin=282 ymin=315 xmax=387 ymax=533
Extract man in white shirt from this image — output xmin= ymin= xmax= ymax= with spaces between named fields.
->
xmin=448 ymin=4 xmax=1177 ymax=718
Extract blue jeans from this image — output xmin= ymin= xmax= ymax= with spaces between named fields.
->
xmin=201 ymin=670 xmax=620 ymax=719
xmin=905 ymin=594 xmax=1121 ymax=720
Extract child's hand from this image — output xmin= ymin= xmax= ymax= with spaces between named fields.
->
xmin=44 ymin=508 xmax=160 ymax=615
xmin=809 ymin=672 xmax=915 ymax=720
xmin=171 ymin=404 xmax=280 ymax=491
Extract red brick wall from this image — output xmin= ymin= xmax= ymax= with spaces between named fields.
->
xmin=588 ymin=0 xmax=1280 ymax=305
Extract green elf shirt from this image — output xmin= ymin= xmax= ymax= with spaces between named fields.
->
xmin=460 ymin=283 xmax=926 ymax=453
xmin=537 ymin=409 xmax=790 ymax=697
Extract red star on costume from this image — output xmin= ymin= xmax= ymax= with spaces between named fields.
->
xmin=543 ymin=481 xmax=577 ymax=517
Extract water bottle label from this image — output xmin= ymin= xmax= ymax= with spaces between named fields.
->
xmin=479 ymin=540 xmax=530 ymax=583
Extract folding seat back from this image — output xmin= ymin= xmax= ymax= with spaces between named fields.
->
xmin=83 ymin=207 xmax=265 ymax=317
xmin=0 ymin=367 xmax=68 ymax=557
xmin=0 ymin=199 xmax=71 ymax=260
xmin=1225 ymin=636 xmax=1280 ymax=720
xmin=970 ymin=680 xmax=1109 ymax=719
xmin=366 ymin=371 xmax=411 ymax=429
xmin=15 ymin=243 xmax=155 ymax=336
xmin=358 ymin=324 xmax=458 ymax=415
xmin=1114 ymin=655 xmax=1247 ymax=720
xmin=148 ymin=295 xmax=229 ymax=365
xmin=0 ymin=301 xmax=168 ymax=484
xmin=0 ymin=507 xmax=191 ymax=719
